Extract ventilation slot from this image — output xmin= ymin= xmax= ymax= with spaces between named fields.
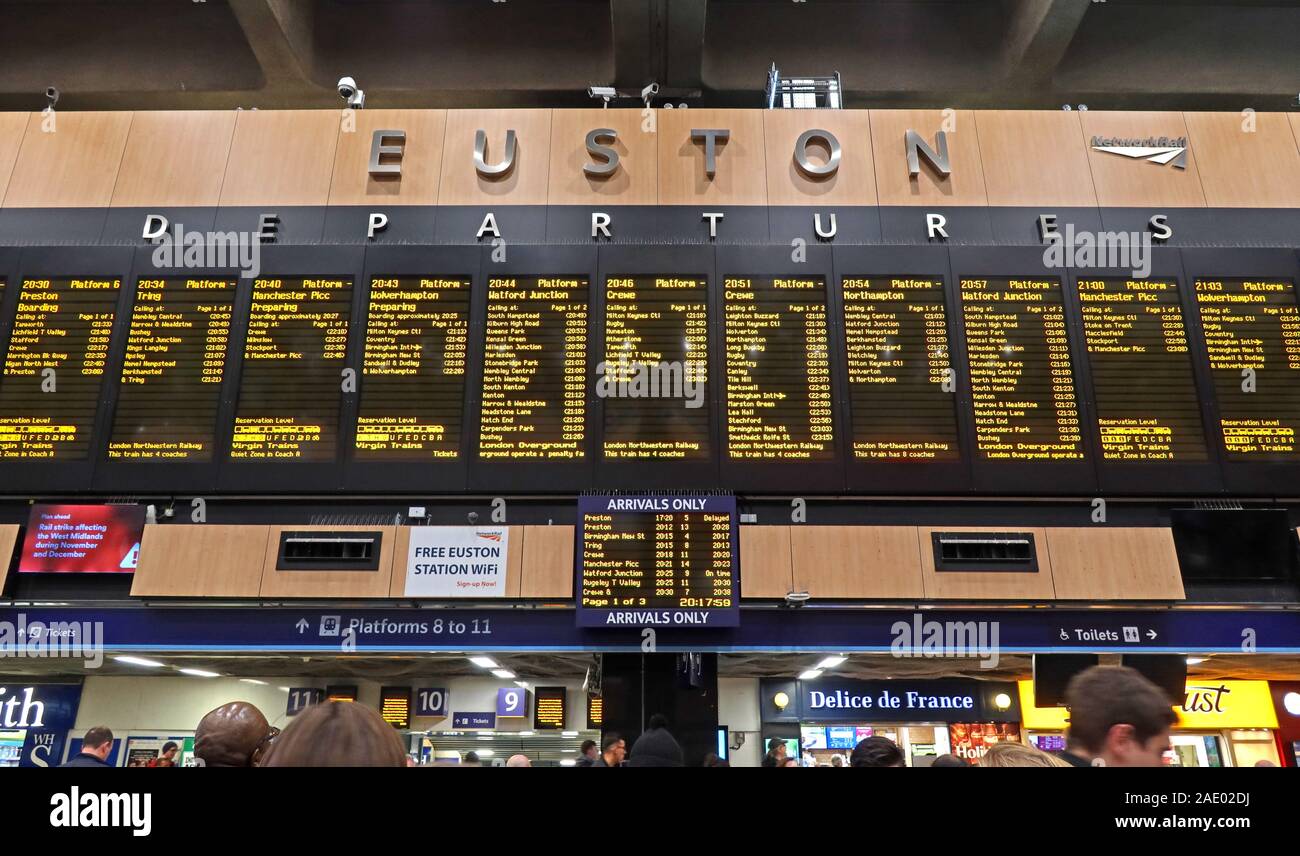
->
xmin=932 ymin=532 xmax=1038 ymax=573
xmin=277 ymin=531 xmax=383 ymax=571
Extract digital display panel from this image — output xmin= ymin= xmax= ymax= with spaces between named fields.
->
xmin=0 ymin=276 xmax=121 ymax=460
xmin=959 ymin=277 xmax=1085 ymax=461
xmin=602 ymin=275 xmax=710 ymax=460
xmin=723 ymin=275 xmax=834 ymax=460
xmin=478 ymin=276 xmax=589 ymax=460
xmin=1077 ymin=277 xmax=1207 ymax=462
xmin=841 ymin=275 xmax=958 ymax=461
xmin=586 ymin=695 xmax=603 ymax=729
xmin=379 ymin=686 xmax=411 ymax=729
xmin=230 ymin=276 xmax=352 ymax=461
xmin=107 ymin=277 xmax=238 ymax=461
xmin=1194 ymin=277 xmax=1300 ymax=459
xmin=18 ymin=503 xmax=145 ymax=574
xmin=355 ymin=276 xmax=470 ymax=460
xmin=533 ymin=686 xmax=568 ymax=730
xmin=576 ymin=494 xmax=738 ymax=628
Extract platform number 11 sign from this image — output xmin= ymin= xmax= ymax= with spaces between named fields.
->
xmin=286 ymin=688 xmax=325 ymax=716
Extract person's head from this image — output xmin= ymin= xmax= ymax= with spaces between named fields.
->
xmin=601 ymin=732 xmax=626 ymax=765
xmin=260 ymin=701 xmax=407 ymax=767
xmin=782 ymin=757 xmax=800 ymax=767
xmin=1065 ymin=666 xmax=1178 ymax=768
xmin=769 ymin=740 xmax=788 ymax=760
xmin=930 ymin=753 xmax=970 ymax=768
xmin=647 ymin=713 xmax=669 ymax=731
xmin=506 ymin=754 xmax=531 ymax=768
xmin=850 ymin=736 xmax=906 ymax=768
xmin=702 ymin=752 xmax=718 ymax=767
xmin=81 ymin=726 xmax=114 ymax=760
xmin=830 ymin=755 xmax=844 ymax=768
xmin=580 ymin=739 xmax=598 ymax=760
xmin=1254 ymin=759 xmax=1277 ymax=768
xmin=194 ymin=702 xmax=277 ymax=768
xmin=463 ymin=751 xmax=481 ymax=767
xmin=160 ymin=741 xmax=179 ymax=760
xmin=979 ymin=742 xmax=1071 ymax=768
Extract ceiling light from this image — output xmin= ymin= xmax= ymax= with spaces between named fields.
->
xmin=514 ymin=680 xmax=530 ymax=688
xmin=798 ymin=669 xmax=824 ymax=680
xmin=475 ymin=750 xmax=494 ymax=757
xmin=560 ymin=759 xmax=576 ymax=766
xmin=113 ymin=656 xmax=164 ymax=668
xmin=562 ymin=731 xmax=579 ymax=737
xmin=815 ymin=655 xmax=846 ymax=670
xmin=1186 ymin=657 xmax=1206 ymax=665
xmin=519 ymin=731 xmax=535 ymax=737
xmin=240 ymin=679 xmax=268 ymax=685
xmin=178 ymin=668 xmax=220 ymax=678
xmin=468 ymin=656 xmax=499 ymax=669
xmin=492 ymin=669 xmax=516 ymax=679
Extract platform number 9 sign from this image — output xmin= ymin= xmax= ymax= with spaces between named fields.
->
xmin=497 ymin=687 xmax=527 ymax=718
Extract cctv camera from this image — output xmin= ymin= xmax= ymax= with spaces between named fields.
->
xmin=640 ymin=82 xmax=659 ymax=100
xmin=45 ymin=86 xmax=59 ymax=109
xmin=467 ymin=511 xmax=479 ymax=525
xmin=337 ymin=76 xmax=364 ymax=109
xmin=587 ymin=86 xmax=617 ymax=99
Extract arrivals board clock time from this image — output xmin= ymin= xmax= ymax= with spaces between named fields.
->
xmin=0 ymin=277 xmax=121 ymax=459
xmin=723 ymin=275 xmax=834 ymax=461
xmin=1076 ymin=277 xmax=1207 ymax=462
xmin=107 ymin=277 xmax=238 ymax=461
xmin=230 ymin=276 xmax=353 ymax=461
xmin=602 ymin=275 xmax=710 ymax=460
xmin=1194 ymin=277 xmax=1300 ymax=459
xmin=354 ymin=276 xmax=471 ymax=460
xmin=841 ymin=275 xmax=959 ymax=461
xmin=576 ymin=494 xmax=738 ymax=628
xmin=959 ymin=277 xmax=1085 ymax=461
xmin=478 ymin=275 xmax=589 ymax=461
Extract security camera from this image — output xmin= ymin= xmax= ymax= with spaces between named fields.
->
xmin=337 ymin=76 xmax=365 ymax=109
xmin=588 ymin=85 xmax=617 ymax=107
xmin=467 ymin=511 xmax=479 ymax=525
xmin=783 ymin=591 xmax=811 ymax=607
xmin=640 ymin=82 xmax=659 ymax=107
xmin=44 ymin=86 xmax=59 ymax=110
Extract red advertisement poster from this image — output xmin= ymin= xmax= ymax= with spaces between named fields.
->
xmin=948 ymin=723 xmax=1021 ymax=763
xmin=18 ymin=504 xmax=145 ymax=574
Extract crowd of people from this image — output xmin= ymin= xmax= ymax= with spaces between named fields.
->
xmin=55 ymin=665 xmax=1223 ymax=768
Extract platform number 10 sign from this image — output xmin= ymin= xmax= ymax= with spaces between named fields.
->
xmin=497 ymin=687 xmax=528 ymax=718
xmin=415 ymin=688 xmax=448 ymax=718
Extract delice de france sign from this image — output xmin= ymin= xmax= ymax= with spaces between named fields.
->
xmin=404 ymin=527 xmax=510 ymax=598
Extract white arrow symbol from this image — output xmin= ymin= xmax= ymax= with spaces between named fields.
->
xmin=296 ymin=619 xmax=309 ymax=634
xmin=1146 ymin=629 xmax=1157 ymax=640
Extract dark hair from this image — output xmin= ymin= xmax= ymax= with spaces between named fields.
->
xmin=647 ymin=713 xmax=669 ymax=730
xmin=849 ymin=736 xmax=905 ymax=768
xmin=82 ymin=726 xmax=113 ymax=750
xmin=1065 ymin=665 xmax=1179 ymax=754
xmin=161 ymin=741 xmax=179 ymax=754
xmin=580 ymin=740 xmax=597 ymax=754
xmin=601 ymin=732 xmax=624 ymax=752
xmin=464 ymin=751 xmax=480 ymax=763
xmin=929 ymin=753 xmax=969 ymax=768
xmin=260 ymin=701 xmax=407 ymax=767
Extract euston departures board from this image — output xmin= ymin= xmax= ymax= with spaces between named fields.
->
xmin=722 ymin=275 xmax=835 ymax=461
xmin=230 ymin=276 xmax=353 ymax=462
xmin=355 ymin=276 xmax=470 ymax=460
xmin=1194 ymin=277 xmax=1300 ymax=460
xmin=0 ymin=277 xmax=120 ymax=460
xmin=5 ymin=246 xmax=1300 ymax=494
xmin=107 ymin=277 xmax=238 ymax=461
xmin=576 ymin=494 xmax=739 ymax=628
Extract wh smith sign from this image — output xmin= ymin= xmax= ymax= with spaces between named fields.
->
xmin=3 ymin=684 xmax=82 ymax=767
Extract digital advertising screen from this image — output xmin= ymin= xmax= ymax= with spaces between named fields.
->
xmin=576 ymin=494 xmax=739 ymax=628
xmin=18 ymin=504 xmax=145 ymax=574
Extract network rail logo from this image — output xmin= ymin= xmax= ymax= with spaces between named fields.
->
xmin=1090 ymin=135 xmax=1188 ymax=169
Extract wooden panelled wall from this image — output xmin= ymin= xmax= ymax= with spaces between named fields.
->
xmin=0 ymin=109 xmax=1298 ymax=209
xmin=128 ymin=523 xmax=1181 ymax=601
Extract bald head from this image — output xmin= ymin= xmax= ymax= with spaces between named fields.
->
xmin=194 ymin=701 xmax=274 ymax=767
xmin=506 ymin=754 xmax=531 ymax=767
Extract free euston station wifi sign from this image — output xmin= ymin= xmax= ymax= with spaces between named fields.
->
xmin=576 ymin=495 xmax=740 ymax=628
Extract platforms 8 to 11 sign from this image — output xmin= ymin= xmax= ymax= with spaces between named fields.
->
xmin=576 ymin=494 xmax=740 ymax=628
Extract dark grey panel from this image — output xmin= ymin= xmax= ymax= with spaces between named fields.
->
xmin=321 ymin=206 xmax=439 ymax=245
xmin=100 ymin=207 xmax=219 ymax=245
xmin=655 ymin=206 xmax=770 ymax=244
xmin=433 ymin=206 xmax=548 ymax=244
xmin=545 ymin=206 xmax=659 ymax=244
xmin=0 ymin=208 xmax=109 ymax=245
xmin=987 ymin=207 xmax=1104 ymax=246
xmin=878 ymin=206 xmax=994 ymax=245
xmin=211 ymin=206 xmax=327 ymax=245
xmin=767 ymin=206 xmax=883 ymax=245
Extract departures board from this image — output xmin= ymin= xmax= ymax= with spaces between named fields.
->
xmin=0 ymin=244 xmax=1297 ymax=496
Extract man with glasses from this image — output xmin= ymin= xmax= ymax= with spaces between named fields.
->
xmin=194 ymin=701 xmax=280 ymax=767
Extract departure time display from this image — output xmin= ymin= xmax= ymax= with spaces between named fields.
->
xmin=960 ymin=277 xmax=1085 ymax=461
xmin=107 ymin=277 xmax=238 ymax=461
xmin=1194 ymin=277 xmax=1300 ymax=459
xmin=1077 ymin=277 xmax=1207 ymax=462
xmin=602 ymin=275 xmax=710 ymax=460
xmin=355 ymin=276 xmax=470 ymax=460
xmin=478 ymin=275 xmax=589 ymax=460
xmin=576 ymin=494 xmax=739 ymax=628
xmin=723 ymin=275 xmax=834 ymax=460
xmin=230 ymin=276 xmax=352 ymax=461
xmin=842 ymin=275 xmax=959 ymax=461
xmin=0 ymin=277 xmax=121 ymax=460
